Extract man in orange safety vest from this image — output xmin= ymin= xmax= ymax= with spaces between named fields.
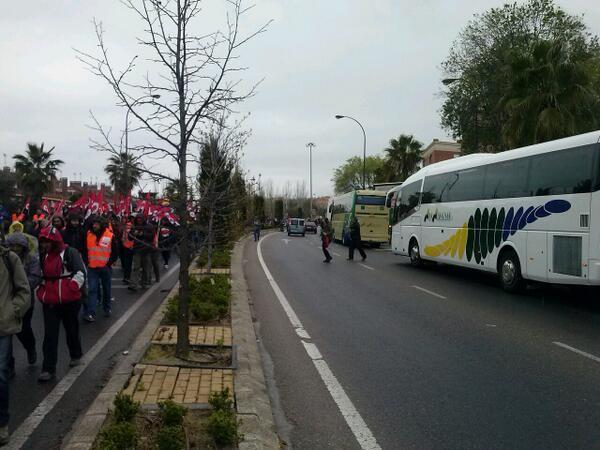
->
xmin=82 ymin=216 xmax=119 ymax=322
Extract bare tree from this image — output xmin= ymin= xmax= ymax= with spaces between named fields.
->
xmin=77 ymin=0 xmax=269 ymax=356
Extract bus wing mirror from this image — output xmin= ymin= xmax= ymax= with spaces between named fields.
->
xmin=385 ymin=196 xmax=393 ymax=208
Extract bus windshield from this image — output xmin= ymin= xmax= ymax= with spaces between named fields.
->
xmin=356 ymin=195 xmax=385 ymax=206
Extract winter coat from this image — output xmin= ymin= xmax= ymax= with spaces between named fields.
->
xmin=63 ymin=224 xmax=86 ymax=255
xmin=349 ymin=219 xmax=362 ymax=242
xmin=0 ymin=247 xmax=31 ymax=336
xmin=37 ymin=246 xmax=87 ymax=305
xmin=130 ymin=218 xmax=155 ymax=251
xmin=5 ymin=232 xmax=42 ymax=293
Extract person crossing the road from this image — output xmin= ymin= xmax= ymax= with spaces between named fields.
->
xmin=37 ymin=226 xmax=86 ymax=382
xmin=0 ymin=238 xmax=31 ymax=445
xmin=321 ymin=218 xmax=332 ymax=263
xmin=347 ymin=216 xmax=367 ymax=261
xmin=83 ymin=216 xmax=119 ymax=322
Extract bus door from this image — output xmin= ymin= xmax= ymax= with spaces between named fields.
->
xmin=396 ymin=180 xmax=422 ymax=255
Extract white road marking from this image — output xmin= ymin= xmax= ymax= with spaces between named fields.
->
xmin=282 ymin=239 xmax=290 ymax=245
xmin=333 ymin=252 xmax=342 ymax=257
xmin=412 ymin=285 xmax=447 ymax=299
xmin=7 ymin=265 xmax=180 ymax=450
xmin=553 ymin=342 xmax=600 ymax=363
xmin=359 ymin=263 xmax=375 ymax=271
xmin=257 ymin=234 xmax=381 ymax=450
xmin=486 ymin=324 xmax=497 ymax=327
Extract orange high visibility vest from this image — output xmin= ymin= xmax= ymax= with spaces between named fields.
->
xmin=122 ymin=222 xmax=134 ymax=249
xmin=87 ymin=229 xmax=114 ymax=268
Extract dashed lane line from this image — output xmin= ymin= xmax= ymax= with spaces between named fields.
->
xmin=7 ymin=265 xmax=180 ymax=450
xmin=412 ymin=285 xmax=447 ymax=299
xmin=359 ymin=263 xmax=375 ymax=271
xmin=553 ymin=342 xmax=600 ymax=364
xmin=258 ymin=233 xmax=381 ymax=450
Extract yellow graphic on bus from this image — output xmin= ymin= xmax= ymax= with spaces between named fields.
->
xmin=424 ymin=223 xmax=468 ymax=259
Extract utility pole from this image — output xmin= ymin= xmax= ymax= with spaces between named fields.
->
xmin=306 ymin=142 xmax=315 ymax=217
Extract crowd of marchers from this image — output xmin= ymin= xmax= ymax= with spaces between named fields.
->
xmin=0 ymin=209 xmax=179 ymax=446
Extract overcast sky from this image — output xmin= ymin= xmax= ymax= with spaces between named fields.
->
xmin=1 ymin=0 xmax=599 ymax=197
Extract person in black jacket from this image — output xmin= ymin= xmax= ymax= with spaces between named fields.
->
xmin=63 ymin=214 xmax=86 ymax=255
xmin=347 ymin=216 xmax=367 ymax=261
xmin=128 ymin=215 xmax=154 ymax=291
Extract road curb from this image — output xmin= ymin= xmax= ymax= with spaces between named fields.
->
xmin=232 ymin=235 xmax=281 ymax=449
xmin=61 ymin=272 xmax=180 ymax=450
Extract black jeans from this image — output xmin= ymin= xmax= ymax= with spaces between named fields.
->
xmin=42 ymin=301 xmax=83 ymax=373
xmin=322 ymin=242 xmax=332 ymax=261
xmin=0 ymin=335 xmax=12 ymax=426
xmin=120 ymin=247 xmax=134 ymax=281
xmin=162 ymin=250 xmax=171 ymax=266
xmin=11 ymin=300 xmax=36 ymax=370
xmin=348 ymin=238 xmax=366 ymax=260
xmin=151 ymin=250 xmax=160 ymax=282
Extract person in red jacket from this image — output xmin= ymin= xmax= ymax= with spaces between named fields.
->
xmin=36 ymin=227 xmax=86 ymax=382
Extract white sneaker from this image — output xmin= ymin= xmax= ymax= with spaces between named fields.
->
xmin=164 ymin=264 xmax=169 ymax=269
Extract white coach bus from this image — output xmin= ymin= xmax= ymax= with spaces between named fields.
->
xmin=388 ymin=131 xmax=600 ymax=292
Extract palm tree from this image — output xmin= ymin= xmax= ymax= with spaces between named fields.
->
xmin=500 ymin=39 xmax=600 ymax=149
xmin=381 ymin=134 xmax=423 ymax=182
xmin=104 ymin=152 xmax=142 ymax=196
xmin=13 ymin=142 xmax=63 ymax=205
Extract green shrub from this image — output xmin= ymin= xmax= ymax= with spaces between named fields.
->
xmin=113 ymin=393 xmax=140 ymax=423
xmin=163 ymin=275 xmax=230 ymax=323
xmin=209 ymin=388 xmax=233 ymax=412
xmin=206 ymin=409 xmax=239 ymax=445
xmin=97 ymin=422 xmax=137 ymax=450
xmin=157 ymin=425 xmax=185 ymax=450
xmin=158 ymin=399 xmax=187 ymax=427
xmin=190 ymin=301 xmax=219 ymax=322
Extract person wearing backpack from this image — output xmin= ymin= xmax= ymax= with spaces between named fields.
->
xmin=0 ymin=240 xmax=31 ymax=445
xmin=36 ymin=226 xmax=86 ymax=382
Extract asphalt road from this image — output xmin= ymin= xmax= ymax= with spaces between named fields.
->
xmin=9 ymin=262 xmax=178 ymax=449
xmin=244 ymin=231 xmax=600 ymax=449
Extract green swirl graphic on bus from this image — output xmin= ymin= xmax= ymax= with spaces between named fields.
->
xmin=423 ymin=200 xmax=572 ymax=262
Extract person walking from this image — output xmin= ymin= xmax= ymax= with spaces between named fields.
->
xmin=253 ymin=217 xmax=261 ymax=242
xmin=158 ymin=217 xmax=175 ymax=269
xmin=63 ymin=213 xmax=86 ymax=256
xmin=5 ymin=232 xmax=41 ymax=367
xmin=36 ymin=226 xmax=86 ymax=382
xmin=120 ymin=215 xmax=134 ymax=284
xmin=128 ymin=215 xmax=154 ymax=291
xmin=149 ymin=219 xmax=161 ymax=283
xmin=347 ymin=216 xmax=367 ymax=261
xmin=0 ymin=239 xmax=31 ymax=445
xmin=321 ymin=218 xmax=333 ymax=263
xmin=83 ymin=216 xmax=118 ymax=322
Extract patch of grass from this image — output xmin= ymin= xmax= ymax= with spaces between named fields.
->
xmin=196 ymin=247 xmax=231 ymax=268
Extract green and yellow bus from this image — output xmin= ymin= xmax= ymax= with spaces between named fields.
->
xmin=327 ymin=189 xmax=389 ymax=245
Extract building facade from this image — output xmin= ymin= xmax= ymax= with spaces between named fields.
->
xmin=421 ymin=139 xmax=462 ymax=167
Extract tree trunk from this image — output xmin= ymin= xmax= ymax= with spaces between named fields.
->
xmin=175 ymin=179 xmax=191 ymax=358
xmin=207 ymin=204 xmax=215 ymax=273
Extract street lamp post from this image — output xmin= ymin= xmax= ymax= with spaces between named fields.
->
xmin=306 ymin=142 xmax=315 ymax=217
xmin=335 ymin=115 xmax=367 ymax=189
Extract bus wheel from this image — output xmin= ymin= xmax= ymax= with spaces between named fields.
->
xmin=409 ymin=240 xmax=422 ymax=267
xmin=498 ymin=249 xmax=523 ymax=293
